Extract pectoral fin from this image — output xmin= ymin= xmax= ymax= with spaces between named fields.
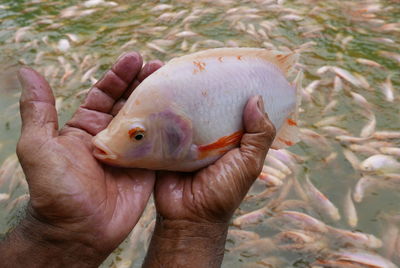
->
xmin=155 ymin=109 xmax=193 ymax=159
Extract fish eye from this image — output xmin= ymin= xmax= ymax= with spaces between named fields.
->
xmin=134 ymin=133 xmax=144 ymax=141
xmin=128 ymin=127 xmax=146 ymax=142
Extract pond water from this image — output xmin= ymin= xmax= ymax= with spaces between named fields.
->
xmin=0 ymin=0 xmax=399 ymax=267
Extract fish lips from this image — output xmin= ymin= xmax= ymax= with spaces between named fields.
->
xmin=92 ymin=139 xmax=118 ymax=161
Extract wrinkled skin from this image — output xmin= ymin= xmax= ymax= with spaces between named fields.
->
xmin=16 ymin=52 xmax=163 ymax=257
xmin=154 ymin=95 xmax=276 ymax=224
xmin=14 ymin=48 xmax=276 ymax=267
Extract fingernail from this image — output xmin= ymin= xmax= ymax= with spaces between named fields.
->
xmin=257 ymin=96 xmax=265 ymax=113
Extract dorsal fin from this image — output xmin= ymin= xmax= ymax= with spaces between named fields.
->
xmin=168 ymin=47 xmax=298 ymax=77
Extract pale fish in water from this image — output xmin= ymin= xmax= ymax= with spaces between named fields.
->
xmin=360 ymin=154 xmax=400 ymax=174
xmin=344 ymin=189 xmax=358 ymax=228
xmin=265 ymin=211 xmax=328 ymax=233
xmin=303 ymin=175 xmax=341 ymax=222
xmin=93 ymin=48 xmax=300 ymax=171
xmin=329 ymin=249 xmax=398 ymax=268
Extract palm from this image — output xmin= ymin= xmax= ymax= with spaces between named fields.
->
xmin=17 ymin=52 xmax=162 ymax=252
xmin=154 ymin=98 xmax=276 ymax=224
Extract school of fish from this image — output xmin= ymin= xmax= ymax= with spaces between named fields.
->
xmin=0 ymin=0 xmax=399 ymax=267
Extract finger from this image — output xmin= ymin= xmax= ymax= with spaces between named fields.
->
xmin=81 ymin=52 xmax=143 ymax=113
xmin=66 ymin=108 xmax=113 ymax=136
xmin=121 ymin=60 xmax=164 ymax=99
xmin=66 ymin=52 xmax=143 ymax=135
xmin=18 ymin=67 xmax=59 ymax=139
xmin=110 ymin=99 xmax=126 ymax=116
xmin=239 ymin=95 xmax=276 ymax=179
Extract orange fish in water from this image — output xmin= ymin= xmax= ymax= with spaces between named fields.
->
xmin=93 ymin=47 xmax=301 ymax=171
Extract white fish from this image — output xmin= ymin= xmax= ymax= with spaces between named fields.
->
xmin=348 ymin=144 xmax=379 ymax=156
xmin=360 ymin=154 xmax=400 ymax=174
xmin=0 ymin=154 xmax=19 ymax=189
xmin=331 ymin=67 xmax=369 ymax=89
xmin=331 ymin=249 xmax=397 ymax=268
xmin=0 ymin=193 xmax=10 ymax=202
xmin=353 ymin=176 xmax=379 ymax=202
xmin=314 ymin=115 xmax=345 ymax=127
xmin=335 ymin=135 xmax=370 ymax=144
xmin=342 ymin=149 xmax=360 ymax=170
xmin=321 ymin=126 xmax=350 ymax=137
xmin=272 ymin=199 xmax=312 ymax=214
xmin=303 ymin=175 xmax=341 ymax=221
xmin=356 ymin=58 xmax=383 ymax=68
xmin=374 ymin=131 xmax=400 ymax=140
xmin=228 ymin=229 xmax=260 ymax=243
xmin=333 ymin=75 xmax=343 ymax=92
xmin=380 ymin=147 xmax=400 ymax=157
xmin=93 ymin=48 xmax=301 ymax=171
xmin=380 ymin=76 xmax=394 ymax=102
xmin=257 ymin=172 xmax=283 ymax=187
xmin=380 ymin=218 xmax=399 ymax=259
xmin=350 ymin=92 xmax=371 ymax=110
xmin=262 ymin=166 xmax=286 ymax=180
xmin=322 ymin=100 xmax=338 ymax=115
xmin=265 ymin=155 xmax=292 ymax=175
xmin=360 ymin=113 xmax=376 ymax=138
xmin=328 ymin=228 xmax=382 ymax=249
xmin=233 ymin=206 xmax=269 ymax=228
xmin=265 ymin=211 xmax=328 ymax=233
xmin=344 ymin=189 xmax=358 ymax=228
xmin=230 ymin=238 xmax=276 ymax=257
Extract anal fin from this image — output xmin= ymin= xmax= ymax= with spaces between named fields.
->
xmin=271 ymin=116 xmax=300 ymax=149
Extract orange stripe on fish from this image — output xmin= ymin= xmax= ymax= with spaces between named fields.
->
xmin=198 ymin=131 xmax=243 ymax=159
xmin=128 ymin=127 xmax=145 ymax=138
xmin=278 ymin=138 xmax=294 ymax=147
xmin=287 ymin=118 xmax=297 ymax=126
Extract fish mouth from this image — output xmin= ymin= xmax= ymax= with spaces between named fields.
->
xmin=92 ymin=139 xmax=118 ymax=160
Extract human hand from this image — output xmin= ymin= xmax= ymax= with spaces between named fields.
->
xmin=0 ymin=52 xmax=162 ymax=267
xmin=143 ymin=96 xmax=276 ymax=268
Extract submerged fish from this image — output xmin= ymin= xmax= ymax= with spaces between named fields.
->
xmin=93 ymin=48 xmax=300 ymax=171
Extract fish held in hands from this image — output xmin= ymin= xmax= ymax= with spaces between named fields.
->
xmin=93 ymin=48 xmax=301 ymax=171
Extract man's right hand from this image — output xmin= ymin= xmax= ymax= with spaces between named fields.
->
xmin=0 ymin=52 xmax=162 ymax=267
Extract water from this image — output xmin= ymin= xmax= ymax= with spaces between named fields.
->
xmin=0 ymin=0 xmax=399 ymax=267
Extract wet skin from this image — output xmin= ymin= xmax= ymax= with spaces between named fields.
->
xmin=0 ymin=51 xmax=276 ymax=268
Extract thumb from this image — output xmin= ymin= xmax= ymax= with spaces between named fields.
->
xmin=239 ymin=95 xmax=276 ymax=179
xmin=18 ymin=67 xmax=59 ymax=142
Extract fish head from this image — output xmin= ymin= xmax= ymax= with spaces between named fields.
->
xmin=92 ymin=117 xmax=156 ymax=167
xmin=92 ymin=108 xmax=193 ymax=170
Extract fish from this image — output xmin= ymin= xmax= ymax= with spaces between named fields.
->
xmin=230 ymin=238 xmax=276 ymax=257
xmin=265 ymin=211 xmax=329 ymax=233
xmin=233 ymin=206 xmax=269 ymax=228
xmin=360 ymin=154 xmax=400 ymax=174
xmin=329 ymin=249 xmax=397 ymax=268
xmin=303 ymin=175 xmax=341 ymax=221
xmin=93 ymin=48 xmax=301 ymax=171
xmin=0 ymin=193 xmax=10 ymax=202
xmin=344 ymin=189 xmax=358 ymax=228
xmin=327 ymin=228 xmax=383 ymax=249
xmin=257 ymin=172 xmax=283 ymax=187
xmin=353 ymin=176 xmax=380 ymax=202
xmin=380 ymin=147 xmax=400 ymax=157
xmin=228 ymin=229 xmax=260 ymax=243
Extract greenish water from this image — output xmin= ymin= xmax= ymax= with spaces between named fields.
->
xmin=0 ymin=0 xmax=399 ymax=267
